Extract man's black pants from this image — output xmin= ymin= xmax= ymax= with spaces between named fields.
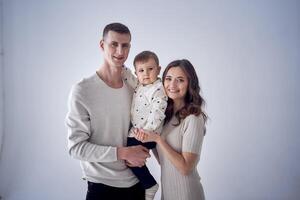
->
xmin=86 ymin=181 xmax=145 ymax=200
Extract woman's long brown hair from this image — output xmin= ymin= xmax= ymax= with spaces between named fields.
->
xmin=162 ymin=59 xmax=207 ymax=126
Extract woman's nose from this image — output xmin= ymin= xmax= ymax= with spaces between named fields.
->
xmin=170 ymin=79 xmax=177 ymax=87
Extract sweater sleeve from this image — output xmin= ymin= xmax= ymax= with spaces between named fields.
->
xmin=143 ymin=85 xmax=168 ymax=132
xmin=181 ymin=115 xmax=205 ymax=155
xmin=66 ymin=84 xmax=117 ymax=162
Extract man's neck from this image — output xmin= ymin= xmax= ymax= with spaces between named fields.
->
xmin=96 ymin=63 xmax=124 ymax=88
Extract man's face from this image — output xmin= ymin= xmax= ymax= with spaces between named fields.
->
xmin=135 ymin=58 xmax=161 ymax=85
xmin=100 ymin=31 xmax=131 ymax=68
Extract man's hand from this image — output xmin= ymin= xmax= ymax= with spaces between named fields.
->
xmin=117 ymin=145 xmax=150 ymax=167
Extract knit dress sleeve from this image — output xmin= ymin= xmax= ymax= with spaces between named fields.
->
xmin=181 ymin=115 xmax=205 ymax=155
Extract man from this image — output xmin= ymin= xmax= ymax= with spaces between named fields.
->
xmin=66 ymin=23 xmax=149 ymax=200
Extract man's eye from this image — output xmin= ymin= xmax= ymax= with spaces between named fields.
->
xmin=111 ymin=43 xmax=118 ymax=47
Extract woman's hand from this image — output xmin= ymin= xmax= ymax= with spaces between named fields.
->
xmin=134 ymin=129 xmax=160 ymax=143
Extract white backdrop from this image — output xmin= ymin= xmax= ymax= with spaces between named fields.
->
xmin=0 ymin=0 xmax=3 ymax=159
xmin=0 ymin=0 xmax=300 ymax=199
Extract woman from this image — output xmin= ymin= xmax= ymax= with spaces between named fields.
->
xmin=135 ymin=59 xmax=207 ymax=200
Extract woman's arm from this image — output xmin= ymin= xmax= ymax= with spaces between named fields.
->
xmin=135 ymin=130 xmax=198 ymax=175
xmin=156 ymin=135 xmax=198 ymax=175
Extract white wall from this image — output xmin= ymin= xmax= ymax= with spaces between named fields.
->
xmin=0 ymin=0 xmax=4 ymax=160
xmin=0 ymin=0 xmax=299 ymax=199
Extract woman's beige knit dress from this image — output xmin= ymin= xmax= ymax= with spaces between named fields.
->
xmin=157 ymin=114 xmax=205 ymax=200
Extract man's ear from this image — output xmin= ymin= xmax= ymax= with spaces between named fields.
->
xmin=100 ymin=39 xmax=104 ymax=50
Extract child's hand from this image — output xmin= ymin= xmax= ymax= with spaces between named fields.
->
xmin=135 ymin=129 xmax=159 ymax=143
xmin=134 ymin=128 xmax=145 ymax=141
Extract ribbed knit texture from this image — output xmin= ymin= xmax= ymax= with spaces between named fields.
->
xmin=157 ymin=115 xmax=205 ymax=200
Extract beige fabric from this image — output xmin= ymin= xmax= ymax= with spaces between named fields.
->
xmin=122 ymin=68 xmax=168 ymax=136
xmin=157 ymin=114 xmax=205 ymax=200
xmin=66 ymin=72 xmax=139 ymax=187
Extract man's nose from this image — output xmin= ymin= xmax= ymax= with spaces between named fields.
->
xmin=116 ymin=46 xmax=124 ymax=55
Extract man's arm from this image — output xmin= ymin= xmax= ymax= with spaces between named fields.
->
xmin=117 ymin=146 xmax=150 ymax=167
xmin=66 ymin=84 xmax=118 ymax=162
xmin=66 ymin=84 xmax=149 ymax=165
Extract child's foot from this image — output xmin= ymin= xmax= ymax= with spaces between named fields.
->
xmin=145 ymin=184 xmax=159 ymax=200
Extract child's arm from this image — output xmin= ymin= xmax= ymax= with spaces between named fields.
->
xmin=122 ymin=67 xmax=138 ymax=89
xmin=143 ymin=83 xmax=168 ymax=132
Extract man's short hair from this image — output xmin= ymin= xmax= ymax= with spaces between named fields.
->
xmin=103 ymin=23 xmax=131 ymax=40
xmin=133 ymin=51 xmax=159 ymax=67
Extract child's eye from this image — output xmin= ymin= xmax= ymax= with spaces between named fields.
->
xmin=139 ymin=69 xmax=144 ymax=73
xmin=149 ymin=68 xmax=153 ymax=71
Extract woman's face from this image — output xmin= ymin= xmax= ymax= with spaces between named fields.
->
xmin=164 ymin=66 xmax=189 ymax=104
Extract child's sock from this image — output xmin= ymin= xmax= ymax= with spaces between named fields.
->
xmin=145 ymin=184 xmax=159 ymax=200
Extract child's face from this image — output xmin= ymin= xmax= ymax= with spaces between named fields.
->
xmin=135 ymin=58 xmax=161 ymax=85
